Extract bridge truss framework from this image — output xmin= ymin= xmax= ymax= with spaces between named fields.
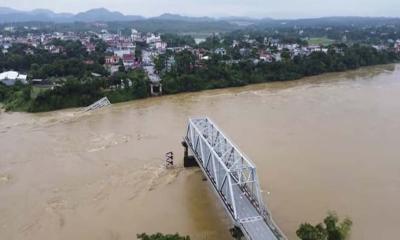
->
xmin=184 ymin=117 xmax=286 ymax=240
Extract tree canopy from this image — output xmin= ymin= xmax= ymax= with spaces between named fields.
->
xmin=297 ymin=213 xmax=353 ymax=240
xmin=159 ymin=44 xmax=398 ymax=95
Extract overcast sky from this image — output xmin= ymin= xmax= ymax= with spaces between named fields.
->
xmin=0 ymin=0 xmax=399 ymax=18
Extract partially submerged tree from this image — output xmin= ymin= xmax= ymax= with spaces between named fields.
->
xmin=297 ymin=212 xmax=352 ymax=240
xmin=137 ymin=233 xmax=190 ymax=240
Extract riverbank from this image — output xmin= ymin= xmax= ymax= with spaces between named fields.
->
xmin=1 ymin=59 xmax=398 ymax=113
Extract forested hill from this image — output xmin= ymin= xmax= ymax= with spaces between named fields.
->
xmin=1 ymin=7 xmax=400 ymax=33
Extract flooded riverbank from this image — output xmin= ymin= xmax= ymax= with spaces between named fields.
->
xmin=1 ymin=64 xmax=399 ymax=239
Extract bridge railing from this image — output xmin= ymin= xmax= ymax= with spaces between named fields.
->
xmin=186 ymin=118 xmax=238 ymax=218
xmin=185 ymin=117 xmax=287 ymax=240
xmin=84 ymin=97 xmax=111 ymax=112
xmin=186 ymin=118 xmax=268 ymax=218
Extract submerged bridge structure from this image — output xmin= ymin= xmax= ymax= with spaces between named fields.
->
xmin=84 ymin=97 xmax=111 ymax=112
xmin=183 ymin=117 xmax=286 ymax=240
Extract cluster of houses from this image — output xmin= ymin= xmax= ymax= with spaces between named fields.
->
xmin=101 ymin=29 xmax=168 ymax=74
xmin=2 ymin=24 xmax=400 ymax=90
xmin=0 ymin=31 xmax=98 ymax=54
xmin=151 ymin=39 xmax=335 ymax=73
xmin=0 ymin=27 xmax=169 ymax=91
xmin=153 ymin=34 xmax=400 ymax=73
xmin=0 ymin=27 xmax=169 ymax=74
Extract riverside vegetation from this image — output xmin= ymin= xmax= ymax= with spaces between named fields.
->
xmin=0 ymin=27 xmax=399 ymax=112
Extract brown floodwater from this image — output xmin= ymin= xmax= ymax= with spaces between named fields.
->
xmin=1 ymin=64 xmax=400 ymax=240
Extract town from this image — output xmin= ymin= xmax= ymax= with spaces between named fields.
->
xmin=1 ymin=22 xmax=400 ymax=112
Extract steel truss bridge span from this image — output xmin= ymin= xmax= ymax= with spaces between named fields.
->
xmin=184 ymin=117 xmax=286 ymax=240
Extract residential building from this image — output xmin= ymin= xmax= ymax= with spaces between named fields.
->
xmin=214 ymin=48 xmax=226 ymax=55
xmin=105 ymin=55 xmax=120 ymax=65
xmin=122 ymin=54 xmax=135 ymax=68
xmin=0 ymin=71 xmax=28 ymax=86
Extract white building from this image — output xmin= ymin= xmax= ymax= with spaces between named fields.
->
xmin=214 ymin=48 xmax=227 ymax=55
xmin=113 ymin=49 xmax=132 ymax=57
xmin=0 ymin=71 xmax=28 ymax=86
xmin=146 ymin=34 xmax=161 ymax=44
xmin=155 ymin=41 xmax=167 ymax=52
xmin=131 ymin=29 xmax=141 ymax=42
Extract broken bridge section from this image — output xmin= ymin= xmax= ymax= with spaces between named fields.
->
xmin=84 ymin=97 xmax=111 ymax=112
xmin=183 ymin=117 xmax=286 ymax=240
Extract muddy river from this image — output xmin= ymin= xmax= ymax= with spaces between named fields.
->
xmin=1 ymin=64 xmax=400 ymax=240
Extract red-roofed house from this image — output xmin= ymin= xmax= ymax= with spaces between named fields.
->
xmin=105 ymin=55 xmax=120 ymax=65
xmin=122 ymin=54 xmax=135 ymax=68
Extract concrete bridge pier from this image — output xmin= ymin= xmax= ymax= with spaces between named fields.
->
xmin=230 ymin=226 xmax=245 ymax=240
xmin=150 ymin=83 xmax=162 ymax=96
xmin=181 ymin=141 xmax=199 ymax=168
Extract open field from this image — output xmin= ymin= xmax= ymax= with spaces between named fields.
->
xmin=308 ymin=37 xmax=336 ymax=46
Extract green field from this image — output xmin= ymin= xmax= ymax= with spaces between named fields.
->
xmin=308 ymin=37 xmax=335 ymax=46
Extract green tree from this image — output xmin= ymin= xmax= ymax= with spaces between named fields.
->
xmin=135 ymin=45 xmax=143 ymax=62
xmin=161 ymin=34 xmax=196 ymax=47
xmin=128 ymin=69 xmax=149 ymax=98
xmin=118 ymin=59 xmax=126 ymax=73
xmin=297 ymin=213 xmax=352 ymax=240
xmin=324 ymin=214 xmax=352 ymax=240
xmin=174 ymin=50 xmax=195 ymax=75
xmin=296 ymin=223 xmax=327 ymax=240
xmin=154 ymin=53 xmax=168 ymax=73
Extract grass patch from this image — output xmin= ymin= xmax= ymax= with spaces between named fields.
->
xmin=31 ymin=86 xmax=51 ymax=99
xmin=308 ymin=37 xmax=335 ymax=46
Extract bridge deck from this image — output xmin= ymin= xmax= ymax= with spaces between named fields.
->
xmin=231 ymin=183 xmax=278 ymax=240
xmin=184 ymin=117 xmax=285 ymax=240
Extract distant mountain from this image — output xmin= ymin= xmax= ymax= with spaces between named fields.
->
xmin=219 ymin=16 xmax=263 ymax=26
xmin=30 ymin=9 xmax=74 ymax=19
xmin=75 ymin=8 xmax=143 ymax=22
xmin=0 ymin=8 xmax=73 ymax=22
xmin=0 ymin=7 xmax=143 ymax=23
xmin=0 ymin=7 xmax=399 ymax=29
xmin=151 ymin=13 xmax=214 ymax=22
xmin=0 ymin=7 xmax=21 ymax=14
xmin=0 ymin=8 xmax=261 ymax=25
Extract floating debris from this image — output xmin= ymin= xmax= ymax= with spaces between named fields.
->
xmin=0 ymin=174 xmax=11 ymax=184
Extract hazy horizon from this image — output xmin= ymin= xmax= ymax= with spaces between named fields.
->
xmin=0 ymin=0 xmax=399 ymax=19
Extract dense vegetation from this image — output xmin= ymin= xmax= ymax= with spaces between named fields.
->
xmin=1 ymin=43 xmax=398 ymax=112
xmin=297 ymin=213 xmax=352 ymax=240
xmin=159 ymin=44 xmax=398 ymax=94
xmin=0 ymin=36 xmax=150 ymax=112
xmin=0 ymin=69 xmax=149 ymax=112
xmin=160 ymin=34 xmax=196 ymax=47
xmin=0 ymin=39 xmax=108 ymax=78
xmin=3 ymin=16 xmax=400 ymax=37
xmin=0 ymin=82 xmax=32 ymax=111
xmin=1 ymin=22 xmax=400 ymax=113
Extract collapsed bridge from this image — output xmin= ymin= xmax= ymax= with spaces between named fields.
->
xmin=183 ymin=117 xmax=286 ymax=240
